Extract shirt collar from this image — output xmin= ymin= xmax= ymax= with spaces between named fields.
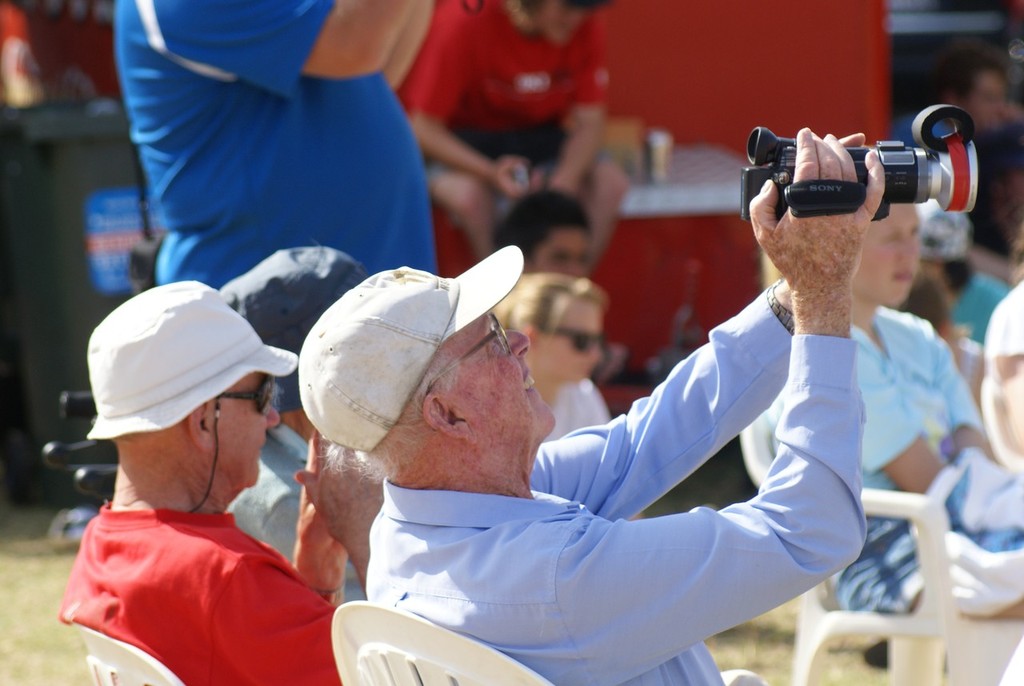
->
xmin=381 ymin=480 xmax=587 ymax=528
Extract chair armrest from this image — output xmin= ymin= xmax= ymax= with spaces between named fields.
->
xmin=861 ymin=487 xmax=957 ymax=622
xmin=861 ymin=488 xmax=949 ymax=533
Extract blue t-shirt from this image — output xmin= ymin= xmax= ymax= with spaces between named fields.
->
xmin=115 ymin=0 xmax=436 ymax=287
xmin=953 ymin=272 xmax=1010 ymax=344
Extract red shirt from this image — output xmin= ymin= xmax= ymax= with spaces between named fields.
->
xmin=60 ymin=506 xmax=339 ymax=685
xmin=400 ymin=0 xmax=608 ymax=131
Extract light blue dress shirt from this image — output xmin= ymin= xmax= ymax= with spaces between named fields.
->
xmin=367 ymin=296 xmax=867 ymax=685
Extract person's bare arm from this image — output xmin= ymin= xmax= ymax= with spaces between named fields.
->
xmin=750 ymin=130 xmax=885 ymax=336
xmin=881 ymin=436 xmax=947 ymax=494
xmin=303 ymin=0 xmax=423 ymax=79
xmin=548 ymin=104 xmax=606 ymax=196
xmin=882 ymin=424 xmax=989 ymax=493
xmin=411 ymin=112 xmax=531 ymax=197
xmin=382 ymin=0 xmax=434 ymax=87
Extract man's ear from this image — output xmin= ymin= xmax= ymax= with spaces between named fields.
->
xmin=185 ymin=401 xmax=217 ymax=449
xmin=421 ymin=391 xmax=471 ymax=439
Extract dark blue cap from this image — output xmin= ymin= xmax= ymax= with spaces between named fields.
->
xmin=221 ymin=247 xmax=368 ymax=413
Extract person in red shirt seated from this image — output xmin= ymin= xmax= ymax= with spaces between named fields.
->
xmin=59 ymin=281 xmax=365 ymax=685
xmin=400 ymin=0 xmax=629 ymax=268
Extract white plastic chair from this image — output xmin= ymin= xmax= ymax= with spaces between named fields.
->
xmin=74 ymin=624 xmax=185 ymax=686
xmin=981 ymin=376 xmax=1024 ymax=472
xmin=999 ymin=635 xmax=1024 ymax=685
xmin=332 ymin=601 xmax=555 ymax=686
xmin=739 ymin=418 xmax=1024 ymax=686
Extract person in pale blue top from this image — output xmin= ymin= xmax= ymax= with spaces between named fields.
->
xmin=764 ymin=204 xmax=1024 ymax=619
xmin=221 ymin=247 xmax=381 ymax=592
xmin=296 ymin=130 xmax=877 ymax=686
xmin=852 ymin=308 xmax=981 ymax=493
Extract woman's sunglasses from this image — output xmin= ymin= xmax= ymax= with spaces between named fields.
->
xmin=551 ymin=328 xmax=605 ymax=353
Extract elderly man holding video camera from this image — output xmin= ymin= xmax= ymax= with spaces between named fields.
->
xmin=300 ymin=129 xmax=882 ymax=685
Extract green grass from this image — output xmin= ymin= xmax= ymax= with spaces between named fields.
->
xmin=0 ymin=500 xmax=84 ymax=683
xmin=0 ymin=443 xmax=892 ymax=685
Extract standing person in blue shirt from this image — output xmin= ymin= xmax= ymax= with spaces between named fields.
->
xmin=114 ymin=0 xmax=437 ymax=288
xmin=298 ymin=129 xmax=879 ymax=685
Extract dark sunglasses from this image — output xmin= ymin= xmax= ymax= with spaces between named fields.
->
xmin=551 ymin=328 xmax=605 ymax=353
xmin=217 ymin=376 xmax=277 ymax=416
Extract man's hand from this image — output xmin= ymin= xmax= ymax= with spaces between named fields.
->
xmin=294 ymin=438 xmax=349 ymax=603
xmin=493 ymin=155 xmax=532 ymax=198
xmin=303 ymin=440 xmax=384 ymax=592
xmin=750 ymin=129 xmax=884 ymax=336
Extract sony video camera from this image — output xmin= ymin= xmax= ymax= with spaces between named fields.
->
xmin=739 ymin=104 xmax=977 ymax=221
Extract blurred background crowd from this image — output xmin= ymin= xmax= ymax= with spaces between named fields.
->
xmin=0 ymin=0 xmax=1023 ymax=531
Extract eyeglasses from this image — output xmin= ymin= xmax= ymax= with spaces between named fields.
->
xmin=217 ymin=375 xmax=277 ymax=416
xmin=429 ymin=313 xmax=511 ymax=387
xmin=550 ymin=327 xmax=605 ymax=353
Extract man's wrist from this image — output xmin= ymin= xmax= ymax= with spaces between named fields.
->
xmin=767 ymin=279 xmax=795 ymax=335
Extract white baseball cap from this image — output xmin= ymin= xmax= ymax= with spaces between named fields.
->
xmin=299 ymin=246 xmax=524 ymax=452
xmin=87 ymin=281 xmax=297 ymax=440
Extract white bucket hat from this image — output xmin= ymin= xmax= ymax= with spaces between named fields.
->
xmin=299 ymin=246 xmax=524 ymax=452
xmin=87 ymin=281 xmax=297 ymax=440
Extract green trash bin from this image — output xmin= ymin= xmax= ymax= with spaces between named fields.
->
xmin=0 ymin=101 xmax=157 ymax=507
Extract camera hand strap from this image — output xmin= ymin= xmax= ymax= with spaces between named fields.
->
xmin=783 ymin=180 xmax=866 ymax=218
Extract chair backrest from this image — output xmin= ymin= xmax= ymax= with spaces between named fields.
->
xmin=1000 ymin=634 xmax=1024 ymax=686
xmin=75 ymin=624 xmax=185 ymax=686
xmin=332 ymin=601 xmax=555 ymax=686
xmin=981 ymin=376 xmax=1024 ymax=472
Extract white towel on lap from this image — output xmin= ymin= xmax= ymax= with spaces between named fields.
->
xmin=927 ymin=448 xmax=1024 ymax=616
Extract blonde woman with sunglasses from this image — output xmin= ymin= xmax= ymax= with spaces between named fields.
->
xmin=493 ymin=272 xmax=610 ymax=441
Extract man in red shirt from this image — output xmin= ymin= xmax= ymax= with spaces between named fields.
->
xmin=59 ymin=281 xmax=356 ymax=685
xmin=400 ymin=0 xmax=628 ymax=267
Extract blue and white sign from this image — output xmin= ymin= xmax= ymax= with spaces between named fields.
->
xmin=83 ymin=187 xmax=164 ymax=295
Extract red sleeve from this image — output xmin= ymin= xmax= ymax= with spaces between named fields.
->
xmin=210 ymin=556 xmax=340 ymax=685
xmin=398 ymin=2 xmax=472 ymax=122
xmin=571 ymin=15 xmax=608 ymax=106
